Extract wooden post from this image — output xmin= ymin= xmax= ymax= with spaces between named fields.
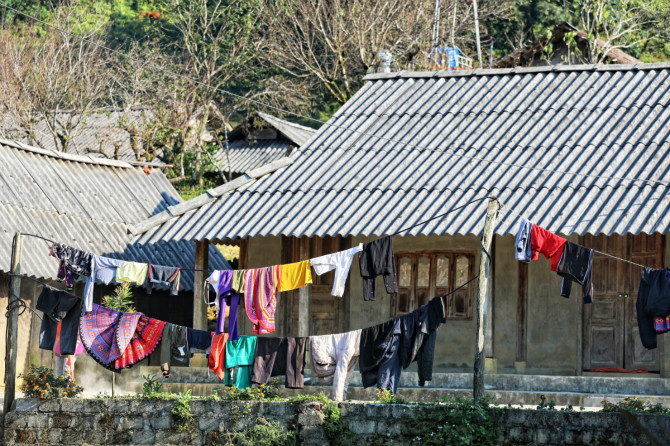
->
xmin=297 ymin=237 xmax=311 ymax=337
xmin=5 ymin=232 xmax=22 ymax=413
xmin=473 ymin=199 xmax=500 ymax=400
xmin=193 ymin=240 xmax=210 ymax=331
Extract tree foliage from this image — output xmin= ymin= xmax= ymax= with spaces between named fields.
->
xmin=0 ymin=0 xmax=667 ymax=197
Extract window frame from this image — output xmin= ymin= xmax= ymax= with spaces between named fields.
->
xmin=392 ymin=250 xmax=475 ymax=320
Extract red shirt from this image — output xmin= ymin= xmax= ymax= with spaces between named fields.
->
xmin=531 ymin=225 xmax=566 ymax=271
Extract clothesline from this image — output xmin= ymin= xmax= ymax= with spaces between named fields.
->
xmin=502 ymin=207 xmax=650 ymax=269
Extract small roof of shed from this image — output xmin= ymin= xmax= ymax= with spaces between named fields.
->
xmin=212 ymin=112 xmax=316 ymax=175
xmin=0 ymin=139 xmax=229 ymax=288
xmin=133 ymin=63 xmax=670 ymax=241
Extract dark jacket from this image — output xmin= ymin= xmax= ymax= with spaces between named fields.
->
xmin=359 ymin=318 xmax=402 ymax=392
xmin=636 ymin=268 xmax=670 ymax=350
xmin=251 ymin=337 xmax=307 ymax=388
xmin=556 ymin=241 xmax=594 ymax=303
xmin=36 ymin=286 xmax=82 ymax=356
xmin=359 ymin=236 xmax=398 ymax=301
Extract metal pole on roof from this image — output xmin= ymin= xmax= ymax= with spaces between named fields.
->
xmin=472 ymin=0 xmax=482 ymax=67
xmin=473 ymin=199 xmax=499 ymax=400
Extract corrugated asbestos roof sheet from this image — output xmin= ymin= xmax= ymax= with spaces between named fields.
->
xmin=134 ymin=63 xmax=670 ymax=241
xmin=212 ymin=113 xmax=316 ymax=174
xmin=256 ymin=112 xmax=316 ymax=146
xmin=213 ymin=140 xmax=290 ymax=175
xmin=0 ymin=139 xmax=229 ymax=287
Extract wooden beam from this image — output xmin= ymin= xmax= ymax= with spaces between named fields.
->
xmin=5 ymin=232 xmax=22 ymax=413
xmin=473 ymin=199 xmax=500 ymax=400
xmin=515 ymin=261 xmax=528 ymax=362
xmin=193 ymin=240 xmax=209 ymax=331
xmin=297 ymin=236 xmax=311 ymax=337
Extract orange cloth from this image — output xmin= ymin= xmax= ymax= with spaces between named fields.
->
xmin=279 ymin=260 xmax=313 ymax=292
xmin=209 ymin=333 xmax=229 ymax=380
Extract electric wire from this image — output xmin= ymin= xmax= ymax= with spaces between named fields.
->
xmin=0 ymin=1 xmax=668 ymax=189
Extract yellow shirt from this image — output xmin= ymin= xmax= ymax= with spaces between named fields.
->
xmin=116 ymin=262 xmax=149 ymax=286
xmin=279 ymin=260 xmax=313 ymax=292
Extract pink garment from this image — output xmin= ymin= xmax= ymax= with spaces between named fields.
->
xmin=244 ymin=266 xmax=281 ymax=334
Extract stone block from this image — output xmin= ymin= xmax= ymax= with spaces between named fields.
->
xmin=37 ymin=398 xmax=60 ymax=412
xmin=298 ymin=426 xmax=327 ymax=446
xmin=117 ymin=414 xmax=145 ymax=430
xmin=366 ymin=403 xmax=392 ymax=419
xmin=154 ymin=429 xmax=201 ymax=445
xmin=127 ymin=428 xmax=156 ymax=445
xmin=508 ymin=426 xmax=526 ymax=443
xmin=83 ymin=399 xmax=106 ymax=413
xmin=535 ymin=428 xmax=549 ymax=444
xmin=48 ymin=428 xmax=63 ymax=445
xmin=50 ymin=412 xmax=73 ymax=429
xmin=109 ymin=430 xmax=133 ymax=444
xmin=198 ymin=414 xmax=220 ymax=431
xmin=348 ymin=420 xmax=376 ymax=435
xmin=149 ymin=413 xmax=173 ymax=430
xmin=11 ymin=428 xmax=42 ymax=444
xmin=14 ymin=398 xmax=39 ymax=412
xmin=105 ymin=398 xmax=131 ymax=413
xmin=4 ymin=411 xmax=28 ymax=428
xmin=297 ymin=410 xmax=324 ymax=427
xmin=60 ymin=398 xmax=84 ymax=413
xmin=25 ymin=414 xmax=50 ymax=428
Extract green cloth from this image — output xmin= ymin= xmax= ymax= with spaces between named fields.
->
xmin=225 ymin=335 xmax=257 ymax=389
xmin=232 ymin=269 xmax=246 ymax=294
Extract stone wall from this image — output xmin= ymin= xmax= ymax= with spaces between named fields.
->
xmin=5 ymin=398 xmax=670 ymax=446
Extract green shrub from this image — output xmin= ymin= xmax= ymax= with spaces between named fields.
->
xmin=402 ymin=396 xmax=497 ymax=446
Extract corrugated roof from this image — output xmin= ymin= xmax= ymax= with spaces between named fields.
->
xmin=0 ymin=109 xmax=164 ymax=165
xmin=212 ymin=113 xmax=316 ymax=175
xmin=134 ymin=63 xmax=670 ymax=241
xmin=256 ymin=112 xmax=316 ymax=146
xmin=212 ymin=140 xmax=290 ymax=175
xmin=0 ymin=139 xmax=229 ymax=288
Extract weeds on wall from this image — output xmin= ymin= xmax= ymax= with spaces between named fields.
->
xmin=402 ymin=396 xmax=497 ymax=446
xmin=19 ymin=365 xmax=83 ymax=399
xmin=171 ymin=390 xmax=195 ymax=432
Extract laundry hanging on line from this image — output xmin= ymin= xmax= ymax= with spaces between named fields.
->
xmin=515 ymin=219 xmax=594 ymax=303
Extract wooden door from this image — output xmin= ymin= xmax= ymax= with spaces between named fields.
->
xmin=582 ymin=235 xmax=626 ymax=369
xmin=582 ymin=234 xmax=663 ymax=371
xmin=625 ymin=234 xmax=663 ymax=370
xmin=280 ymin=235 xmax=347 ymax=336
xmin=309 ymin=236 xmax=347 ymax=335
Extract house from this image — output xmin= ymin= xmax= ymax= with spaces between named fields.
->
xmin=0 ymin=138 xmax=229 ymax=383
xmin=132 ymin=62 xmax=670 ymax=381
xmin=0 ymin=108 xmax=162 ymax=164
xmin=211 ymin=112 xmax=316 ymax=180
xmin=495 ymin=22 xmax=641 ymax=68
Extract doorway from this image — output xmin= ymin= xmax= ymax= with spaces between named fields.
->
xmin=582 ymin=234 xmax=664 ymax=371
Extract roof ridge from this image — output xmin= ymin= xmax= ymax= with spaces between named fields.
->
xmin=128 ymin=156 xmax=294 ymax=236
xmin=0 ymin=138 xmax=133 ymax=168
xmin=256 ymin=111 xmax=317 ymax=134
xmin=362 ymin=62 xmax=670 ymax=81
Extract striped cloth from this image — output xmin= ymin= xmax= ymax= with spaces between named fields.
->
xmin=244 ymin=265 xmax=281 ymax=334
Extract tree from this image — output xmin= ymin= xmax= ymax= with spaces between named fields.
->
xmin=263 ymin=0 xmax=515 ymax=108
xmin=0 ymin=4 xmax=112 ymax=152
xmin=572 ymin=0 xmax=655 ymax=63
